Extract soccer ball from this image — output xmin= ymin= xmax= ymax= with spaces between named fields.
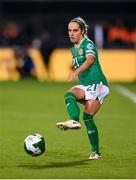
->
xmin=24 ymin=133 xmax=46 ymax=156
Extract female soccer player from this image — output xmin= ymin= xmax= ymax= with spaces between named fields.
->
xmin=56 ymin=17 xmax=109 ymax=160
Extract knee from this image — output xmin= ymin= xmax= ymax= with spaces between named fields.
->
xmin=83 ymin=112 xmax=93 ymax=121
xmin=64 ymin=92 xmax=76 ymax=101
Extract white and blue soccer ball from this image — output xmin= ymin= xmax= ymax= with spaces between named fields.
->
xmin=24 ymin=133 xmax=46 ymax=156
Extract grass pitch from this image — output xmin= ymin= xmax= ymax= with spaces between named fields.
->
xmin=0 ymin=79 xmax=136 ymax=179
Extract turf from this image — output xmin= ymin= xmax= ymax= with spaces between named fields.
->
xmin=0 ymin=79 xmax=136 ymax=179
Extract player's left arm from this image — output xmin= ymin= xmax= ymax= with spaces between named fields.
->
xmin=68 ymin=54 xmax=95 ymax=81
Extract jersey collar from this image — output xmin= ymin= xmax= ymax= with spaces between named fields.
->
xmin=75 ymin=37 xmax=86 ymax=48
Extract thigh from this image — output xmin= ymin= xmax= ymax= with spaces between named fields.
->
xmin=84 ymin=99 xmax=101 ymax=115
xmin=69 ymin=87 xmax=85 ymax=101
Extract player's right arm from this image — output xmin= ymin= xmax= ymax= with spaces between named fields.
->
xmin=68 ymin=54 xmax=95 ymax=81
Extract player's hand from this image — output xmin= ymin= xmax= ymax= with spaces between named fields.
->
xmin=68 ymin=70 xmax=79 ymax=81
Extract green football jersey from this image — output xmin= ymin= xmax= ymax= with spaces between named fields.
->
xmin=71 ymin=37 xmax=108 ymax=86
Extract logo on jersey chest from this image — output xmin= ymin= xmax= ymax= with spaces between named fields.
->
xmin=78 ymin=49 xmax=84 ymax=56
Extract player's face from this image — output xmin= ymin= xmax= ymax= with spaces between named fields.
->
xmin=68 ymin=22 xmax=84 ymax=44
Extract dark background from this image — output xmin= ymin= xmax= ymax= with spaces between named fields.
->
xmin=0 ymin=0 xmax=135 ymax=47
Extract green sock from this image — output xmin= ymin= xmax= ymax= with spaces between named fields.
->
xmin=83 ymin=112 xmax=99 ymax=153
xmin=64 ymin=92 xmax=80 ymax=121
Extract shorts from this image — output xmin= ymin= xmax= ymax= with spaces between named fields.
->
xmin=74 ymin=82 xmax=110 ymax=104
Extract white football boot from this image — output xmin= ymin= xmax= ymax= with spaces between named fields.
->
xmin=56 ymin=120 xmax=81 ymax=130
xmin=89 ymin=152 xmax=101 ymax=160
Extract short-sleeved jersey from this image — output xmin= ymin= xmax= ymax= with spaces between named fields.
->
xmin=71 ymin=37 xmax=108 ymax=86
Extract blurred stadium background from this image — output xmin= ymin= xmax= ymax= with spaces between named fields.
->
xmin=0 ymin=0 xmax=136 ymax=81
xmin=0 ymin=0 xmax=136 ymax=179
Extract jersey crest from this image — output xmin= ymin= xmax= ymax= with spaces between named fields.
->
xmin=78 ymin=49 xmax=84 ymax=56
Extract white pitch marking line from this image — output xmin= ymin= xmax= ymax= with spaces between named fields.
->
xmin=114 ymin=84 xmax=136 ymax=104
